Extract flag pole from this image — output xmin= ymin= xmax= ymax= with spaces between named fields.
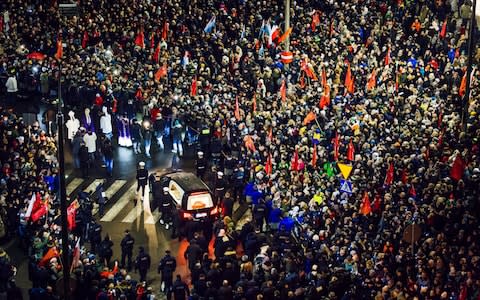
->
xmin=56 ymin=41 xmax=71 ymax=299
xmin=462 ymin=0 xmax=477 ymax=132
xmin=284 ymin=0 xmax=290 ymax=52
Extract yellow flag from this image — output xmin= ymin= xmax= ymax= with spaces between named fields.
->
xmin=337 ymin=162 xmax=353 ymax=179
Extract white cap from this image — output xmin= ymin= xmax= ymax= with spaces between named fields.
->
xmin=197 ymin=151 xmax=204 ymax=156
xmin=139 ymin=162 xmax=145 ymax=167
xmin=163 ymin=187 xmax=169 ymax=192
xmin=217 ymin=171 xmax=223 ymax=177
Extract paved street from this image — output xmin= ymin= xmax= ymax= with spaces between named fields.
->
xmin=3 ymin=121 xmax=249 ymax=299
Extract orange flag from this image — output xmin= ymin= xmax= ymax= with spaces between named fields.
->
xmin=303 ymin=111 xmax=316 ymax=125
xmin=280 ymin=79 xmax=287 ymax=102
xmin=459 ymin=73 xmax=467 ymax=97
xmin=154 ymin=65 xmax=167 ymax=81
xmin=312 ymin=145 xmax=317 ymax=167
xmin=244 ymin=135 xmax=256 ymax=152
xmin=367 ymin=69 xmax=376 ymax=91
xmin=235 ymin=96 xmax=241 ymax=121
xmin=161 ymin=21 xmax=169 ymax=41
xmin=277 ymin=27 xmax=293 ymax=44
xmin=252 ymin=94 xmax=257 ymax=113
xmin=321 ymin=68 xmax=327 ymax=89
xmin=344 ymin=63 xmax=354 ymax=94
xmin=311 ymin=12 xmax=320 ymax=31
xmin=54 ymin=39 xmax=63 ymax=60
xmin=267 ymin=127 xmax=273 ymax=141
xmin=360 ymin=192 xmax=372 ymax=216
xmin=384 ymin=46 xmax=391 ymax=66
xmin=39 ymin=247 xmax=59 ymax=266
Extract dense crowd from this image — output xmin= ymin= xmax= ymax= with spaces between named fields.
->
xmin=1 ymin=0 xmax=480 ymax=299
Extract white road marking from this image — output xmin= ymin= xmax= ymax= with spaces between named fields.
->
xmin=93 ymin=179 xmax=127 ymax=216
xmin=100 ymin=181 xmax=135 ymax=222
xmin=66 ymin=178 xmax=84 ymax=195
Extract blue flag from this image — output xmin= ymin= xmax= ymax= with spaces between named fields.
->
xmin=204 ymin=16 xmax=216 ymax=33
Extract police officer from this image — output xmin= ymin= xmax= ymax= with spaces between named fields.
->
xmin=88 ymin=220 xmax=102 ymax=254
xmin=195 ymin=151 xmax=207 ymax=178
xmin=158 ymin=250 xmax=176 ymax=294
xmin=160 ymin=187 xmax=173 ymax=229
xmin=253 ymin=199 xmax=268 ymax=232
xmin=120 ymin=230 xmax=135 ymax=271
xmin=171 ymin=275 xmax=189 ymax=300
xmin=95 ymin=179 xmax=107 ymax=217
xmin=135 ymin=246 xmax=151 ymax=282
xmin=151 ymin=173 xmax=163 ymax=211
xmin=136 ymin=162 xmax=148 ymax=200
xmin=214 ymin=171 xmax=226 ymax=204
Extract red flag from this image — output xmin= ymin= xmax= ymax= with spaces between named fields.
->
xmin=252 ymin=94 xmax=257 ymax=113
xmin=384 ymin=46 xmax=391 ymax=66
xmin=135 ymin=88 xmax=143 ymax=100
xmin=347 ymin=140 xmax=355 ymax=161
xmin=333 ymin=132 xmax=340 ymax=161
xmin=155 ymin=65 xmax=167 ymax=81
xmin=344 ymin=63 xmax=354 ymax=94
xmin=360 ymin=192 xmax=372 ymax=216
xmin=409 ymin=184 xmax=416 ymax=198
xmin=450 ymin=154 xmax=465 ymax=181
xmin=366 ymin=69 xmax=376 ymax=91
xmin=31 ymin=196 xmax=49 ymax=222
xmin=459 ymin=72 xmax=467 ymax=97
xmin=152 ymin=42 xmax=161 ymax=63
xmin=329 ymin=19 xmax=334 ymax=37
xmin=81 ymin=31 xmax=89 ymax=49
xmin=401 ymin=168 xmax=408 ymax=184
xmin=39 ymin=247 xmax=59 ymax=266
xmin=303 ymin=111 xmax=316 ymax=125
xmin=67 ymin=200 xmax=79 ymax=231
xmin=291 ymin=148 xmax=299 ymax=171
xmin=191 ymin=76 xmax=197 ymax=96
xmin=267 ymin=127 xmax=273 ymax=141
xmin=438 ymin=129 xmax=444 ymax=148
xmin=311 ymin=11 xmax=320 ymax=31
xmin=372 ymin=194 xmax=382 ymax=212
xmin=162 ymin=21 xmax=169 ymax=41
xmin=312 ymin=146 xmax=317 ymax=167
xmin=280 ymin=79 xmax=287 ymax=102
xmin=265 ymin=153 xmax=273 ymax=175
xmin=384 ymin=162 xmax=395 ymax=185
xmin=299 ymin=75 xmax=306 ymax=89
xmin=235 ymin=96 xmax=241 ymax=121
xmin=439 ymin=18 xmax=447 ymax=39
xmin=54 ymin=39 xmax=63 ymax=60
xmin=149 ymin=32 xmax=155 ymax=49
xmin=134 ymin=30 xmax=145 ymax=49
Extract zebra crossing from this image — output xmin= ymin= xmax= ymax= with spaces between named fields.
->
xmin=65 ymin=176 xmax=163 ymax=225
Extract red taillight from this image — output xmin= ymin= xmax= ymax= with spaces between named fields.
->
xmin=183 ymin=212 xmax=193 ymax=219
xmin=210 ymin=206 xmax=218 ymax=215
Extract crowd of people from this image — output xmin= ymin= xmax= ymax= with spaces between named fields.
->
xmin=1 ymin=0 xmax=480 ymax=299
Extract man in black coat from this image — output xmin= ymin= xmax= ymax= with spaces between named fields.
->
xmin=120 ymin=230 xmax=135 ymax=271
xmin=131 ymin=119 xmax=143 ymax=155
xmin=158 ymin=250 xmax=177 ymax=294
xmin=171 ymin=275 xmax=189 ymax=300
xmin=135 ymin=246 xmax=151 ymax=282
